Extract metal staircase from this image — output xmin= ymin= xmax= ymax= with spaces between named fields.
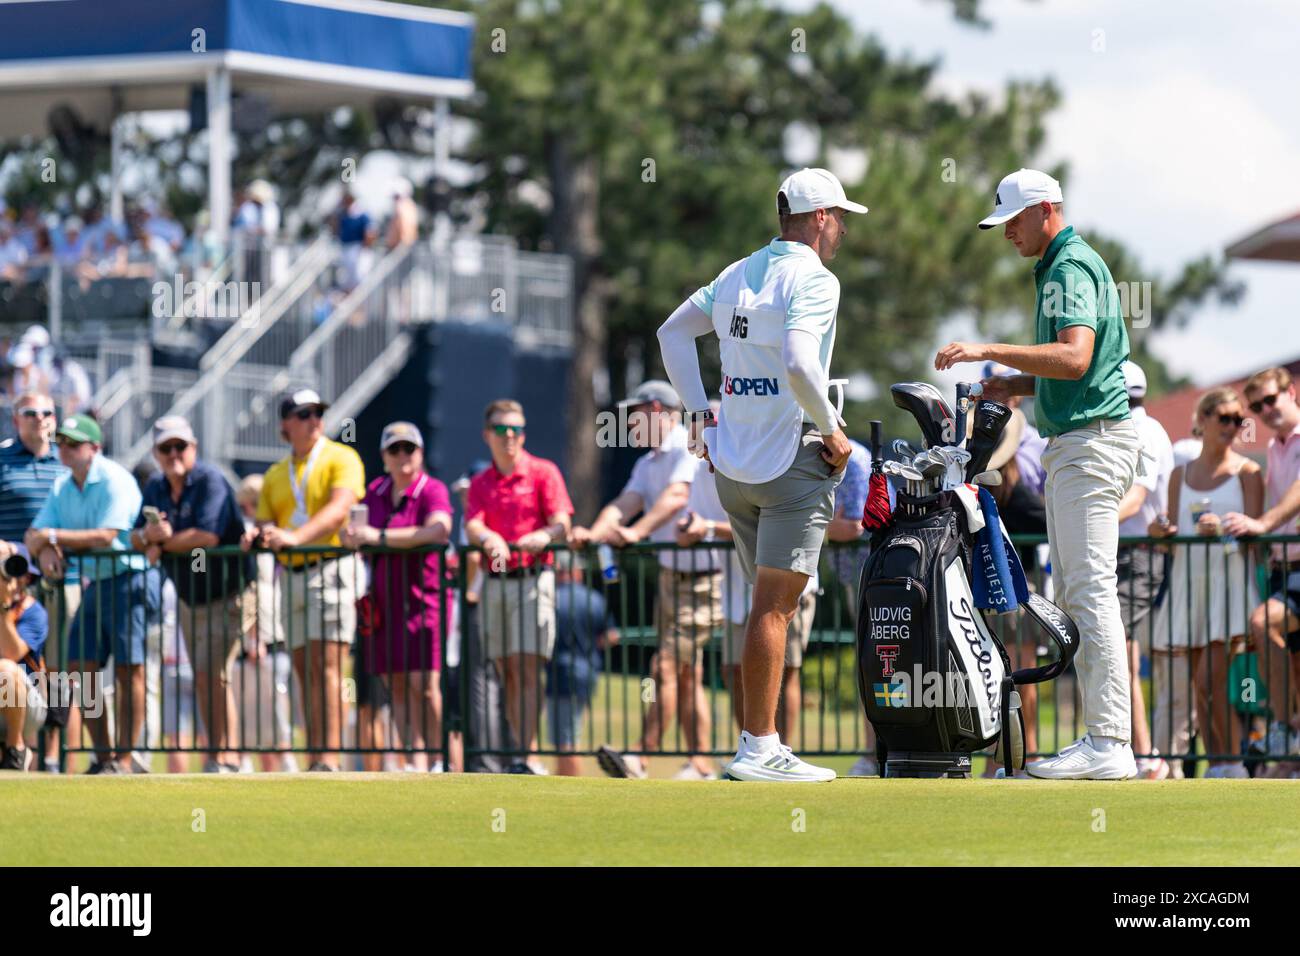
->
xmin=85 ymin=233 xmax=573 ymax=474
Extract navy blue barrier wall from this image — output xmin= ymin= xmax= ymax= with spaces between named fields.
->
xmin=354 ymin=321 xmax=572 ymax=488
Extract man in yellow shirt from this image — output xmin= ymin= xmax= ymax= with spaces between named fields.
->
xmin=245 ymin=388 xmax=365 ymax=771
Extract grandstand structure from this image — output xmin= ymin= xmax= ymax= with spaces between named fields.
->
xmin=0 ymin=0 xmax=575 ymax=483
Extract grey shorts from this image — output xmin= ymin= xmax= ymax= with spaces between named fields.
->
xmin=714 ymin=425 xmax=844 ymax=581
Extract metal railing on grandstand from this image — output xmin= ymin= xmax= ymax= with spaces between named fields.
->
xmin=27 ymin=536 xmax=1300 ymax=776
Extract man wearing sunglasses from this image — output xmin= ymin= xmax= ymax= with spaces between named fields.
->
xmin=935 ymin=168 xmax=1142 ymax=779
xmin=465 ymin=398 xmax=573 ymax=773
xmin=130 ymin=416 xmax=255 ymax=773
xmin=1224 ymin=367 xmax=1300 ymax=748
xmin=0 ymin=392 xmax=67 ymax=548
xmin=245 ymin=389 xmax=366 ymax=771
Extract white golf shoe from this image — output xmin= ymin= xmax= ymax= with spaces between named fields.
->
xmin=1025 ymin=734 xmax=1137 ymax=780
xmin=723 ymin=745 xmax=836 ymax=783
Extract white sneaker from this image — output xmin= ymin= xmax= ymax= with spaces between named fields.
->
xmin=847 ymin=755 xmax=878 ymax=777
xmin=723 ymin=745 xmax=836 ymax=783
xmin=673 ymin=762 xmax=719 ymax=781
xmin=428 ymin=760 xmax=445 ymax=774
xmin=1025 ymin=734 xmax=1137 ymax=780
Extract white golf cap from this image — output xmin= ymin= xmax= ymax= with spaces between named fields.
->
xmin=977 ymin=168 xmax=1063 ymax=229
xmin=777 ymin=168 xmax=868 ymax=216
xmin=1122 ymin=360 xmax=1147 ymax=398
xmin=153 ymin=415 xmax=196 ymax=447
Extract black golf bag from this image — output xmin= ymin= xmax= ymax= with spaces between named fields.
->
xmin=857 ymin=463 xmax=1079 ymax=779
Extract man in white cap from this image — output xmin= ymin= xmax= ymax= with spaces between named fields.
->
xmin=657 ymin=167 xmax=867 ymax=781
xmin=575 ymin=380 xmax=716 ymax=780
xmin=935 ymin=168 xmax=1142 ymax=779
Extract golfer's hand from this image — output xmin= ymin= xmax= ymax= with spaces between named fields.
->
xmin=1223 ymin=512 xmax=1265 ymax=537
xmin=934 ymin=341 xmax=988 ymax=371
xmin=820 ymin=428 xmax=852 ymax=475
xmin=980 ymin=377 xmax=1012 ymax=404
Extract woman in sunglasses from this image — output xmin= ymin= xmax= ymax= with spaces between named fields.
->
xmin=341 ymin=421 xmax=452 ymax=772
xmin=1148 ymin=387 xmax=1263 ymax=777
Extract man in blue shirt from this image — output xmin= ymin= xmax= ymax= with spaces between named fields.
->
xmin=130 ymin=416 xmax=254 ymax=773
xmin=25 ymin=414 xmax=158 ymax=774
xmin=547 ymin=561 xmax=618 ymax=776
xmin=0 ymin=392 xmax=67 ymax=544
xmin=0 ymin=545 xmax=48 ymax=771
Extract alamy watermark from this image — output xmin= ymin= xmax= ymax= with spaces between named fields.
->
xmin=151 ymin=275 xmax=261 ymax=323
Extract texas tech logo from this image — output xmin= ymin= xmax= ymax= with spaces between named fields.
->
xmin=728 ymin=309 xmax=748 ymax=338
xmin=876 ymin=644 xmax=900 ymax=677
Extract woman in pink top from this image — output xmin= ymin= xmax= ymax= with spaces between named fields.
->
xmin=342 ymin=422 xmax=452 ymax=771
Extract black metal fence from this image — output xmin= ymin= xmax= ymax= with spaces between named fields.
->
xmin=22 ymin=536 xmax=1300 ymax=776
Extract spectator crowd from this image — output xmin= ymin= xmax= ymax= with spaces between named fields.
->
xmin=1 ymin=359 xmax=1298 ymax=779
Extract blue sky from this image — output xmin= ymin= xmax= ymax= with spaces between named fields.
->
xmin=804 ymin=0 xmax=1300 ymax=386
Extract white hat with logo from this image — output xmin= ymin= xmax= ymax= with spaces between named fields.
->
xmin=978 ymin=168 xmax=1064 ymax=229
xmin=777 ymin=168 xmax=869 ymax=216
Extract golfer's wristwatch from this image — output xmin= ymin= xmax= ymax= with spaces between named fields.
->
xmin=379 ymin=529 xmax=387 ymax=547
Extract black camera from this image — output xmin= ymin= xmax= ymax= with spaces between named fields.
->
xmin=1 ymin=552 xmax=30 ymax=580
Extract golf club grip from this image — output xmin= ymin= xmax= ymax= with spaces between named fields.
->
xmin=870 ymin=420 xmax=882 ymax=461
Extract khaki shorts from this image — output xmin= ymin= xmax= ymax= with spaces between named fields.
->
xmin=724 ymin=591 xmax=816 ymax=669
xmin=714 ymin=426 xmax=844 ymax=581
xmin=655 ymin=568 xmax=724 ymax=666
xmin=482 ymin=568 xmax=556 ymax=661
xmin=279 ymin=556 xmax=359 ymax=650
xmin=180 ymin=583 xmax=259 ymax=674
xmin=40 ymin=582 xmax=82 ymax=672
xmin=0 ymin=670 xmax=47 ymax=743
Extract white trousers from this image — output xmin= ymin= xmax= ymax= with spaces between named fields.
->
xmin=1043 ymin=418 xmax=1140 ymax=740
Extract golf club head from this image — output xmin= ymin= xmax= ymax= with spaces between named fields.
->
xmin=890 ymin=438 xmax=919 ymax=461
xmin=964 ymin=400 xmax=1013 ymax=482
xmin=891 ymin=382 xmax=956 ymax=449
xmin=972 ymin=469 xmax=1002 ymax=486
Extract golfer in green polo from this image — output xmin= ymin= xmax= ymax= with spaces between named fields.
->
xmin=935 ymin=168 xmax=1141 ymax=779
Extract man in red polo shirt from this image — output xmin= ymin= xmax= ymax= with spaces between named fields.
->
xmin=465 ymin=399 xmax=574 ymax=774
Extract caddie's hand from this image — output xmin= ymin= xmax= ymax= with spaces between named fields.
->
xmin=934 ymin=341 xmax=988 ymax=371
xmin=687 ymin=417 xmax=716 ymax=472
xmin=820 ymin=428 xmax=852 ymax=475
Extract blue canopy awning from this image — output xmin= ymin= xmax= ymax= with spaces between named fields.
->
xmin=0 ymin=0 xmax=474 ymax=138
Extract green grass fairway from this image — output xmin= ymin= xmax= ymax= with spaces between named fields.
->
xmin=4 ymin=773 xmax=1299 ymax=866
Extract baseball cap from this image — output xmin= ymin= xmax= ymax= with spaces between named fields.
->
xmin=279 ymin=388 xmax=329 ymax=419
xmin=380 ymin=420 xmax=424 ymax=451
xmin=618 ymin=380 xmax=681 ymax=410
xmin=1122 ymin=360 xmax=1147 ymax=398
xmin=153 ymin=415 xmax=196 ymax=447
xmin=777 ymin=168 xmax=869 ymax=216
xmin=56 ymin=413 xmax=102 ymax=444
xmin=977 ymin=168 xmax=1063 ymax=229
